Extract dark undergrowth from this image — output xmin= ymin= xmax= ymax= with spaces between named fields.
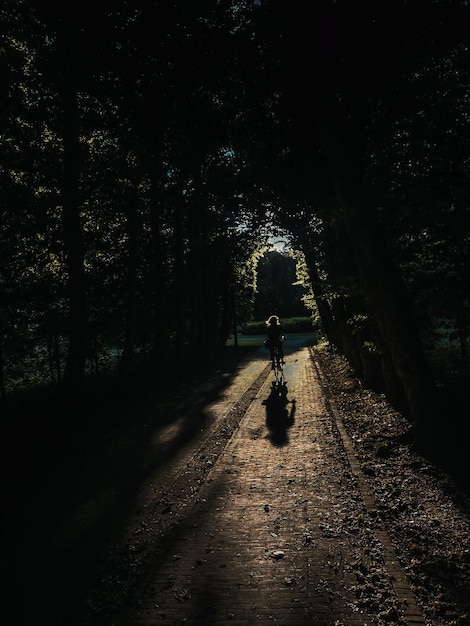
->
xmin=321 ymin=342 xmax=470 ymax=496
xmin=434 ymin=378 xmax=470 ymax=495
xmin=0 ymin=345 xmax=255 ymax=504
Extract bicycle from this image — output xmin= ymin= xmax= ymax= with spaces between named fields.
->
xmin=271 ymin=345 xmax=285 ymax=386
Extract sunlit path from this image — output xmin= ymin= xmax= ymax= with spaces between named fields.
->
xmin=112 ymin=347 xmax=422 ymax=625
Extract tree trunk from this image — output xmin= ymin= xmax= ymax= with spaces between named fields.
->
xmin=119 ymin=184 xmax=139 ymax=378
xmin=61 ymin=75 xmax=87 ymax=392
xmin=218 ymin=273 xmax=233 ymax=346
xmin=148 ymin=156 xmax=170 ymax=367
xmin=330 ymin=297 xmax=362 ymax=375
xmin=188 ymin=200 xmax=208 ymax=360
xmin=0 ymin=342 xmax=6 ymax=400
xmin=300 ymin=244 xmax=338 ymax=347
xmin=173 ymin=199 xmax=188 ymax=369
xmin=456 ymin=306 xmax=468 ymax=360
xmin=47 ymin=333 xmax=62 ymax=385
xmin=53 ymin=332 xmax=62 ymax=384
xmin=374 ymin=331 xmax=408 ymax=411
xmin=345 ymin=295 xmax=386 ymax=393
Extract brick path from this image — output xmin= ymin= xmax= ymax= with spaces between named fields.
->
xmin=110 ymin=345 xmax=425 ymax=626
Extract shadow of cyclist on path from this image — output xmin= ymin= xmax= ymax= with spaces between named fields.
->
xmin=262 ymin=380 xmax=296 ymax=446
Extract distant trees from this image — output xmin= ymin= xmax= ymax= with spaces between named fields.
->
xmin=252 ymin=250 xmax=310 ymax=320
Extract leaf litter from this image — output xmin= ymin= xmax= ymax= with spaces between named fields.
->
xmin=315 ymin=347 xmax=470 ymax=626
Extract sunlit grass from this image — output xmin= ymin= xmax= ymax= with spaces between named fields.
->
xmin=225 ymin=334 xmax=265 ymax=347
xmin=226 ymin=331 xmax=317 ymax=347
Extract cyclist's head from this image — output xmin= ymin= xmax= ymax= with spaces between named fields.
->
xmin=266 ymin=315 xmax=280 ymax=326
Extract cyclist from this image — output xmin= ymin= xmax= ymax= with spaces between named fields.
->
xmin=265 ymin=314 xmax=285 ymax=365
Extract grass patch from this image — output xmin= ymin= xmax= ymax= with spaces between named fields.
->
xmin=226 ymin=335 xmax=266 ymax=347
xmin=226 ymin=331 xmax=318 ymax=347
xmin=241 ymin=316 xmax=316 ymax=335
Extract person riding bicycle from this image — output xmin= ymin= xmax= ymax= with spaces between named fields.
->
xmin=265 ymin=315 xmax=285 ymax=364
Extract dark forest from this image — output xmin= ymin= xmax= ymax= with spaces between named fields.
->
xmin=1 ymin=1 xmax=469 ymax=480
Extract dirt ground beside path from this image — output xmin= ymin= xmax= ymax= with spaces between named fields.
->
xmin=314 ymin=346 xmax=470 ymax=626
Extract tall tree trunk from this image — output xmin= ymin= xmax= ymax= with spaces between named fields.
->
xmin=188 ymin=200 xmax=208 ymax=360
xmin=53 ymin=331 xmax=62 ymax=384
xmin=218 ymin=270 xmax=233 ymax=346
xmin=61 ymin=73 xmax=87 ymax=392
xmin=373 ymin=328 xmax=408 ymax=411
xmin=47 ymin=332 xmax=62 ymax=385
xmin=119 ymin=184 xmax=139 ymax=378
xmin=456 ymin=306 xmax=468 ymax=360
xmin=331 ymin=296 xmax=364 ymax=378
xmin=300 ymin=242 xmax=338 ymax=347
xmin=345 ymin=295 xmax=386 ymax=393
xmin=173 ymin=199 xmax=188 ymax=369
xmin=0 ymin=342 xmax=6 ymax=400
xmin=148 ymin=156 xmax=170 ymax=367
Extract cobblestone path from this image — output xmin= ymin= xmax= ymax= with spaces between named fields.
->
xmin=108 ymin=344 xmax=424 ymax=626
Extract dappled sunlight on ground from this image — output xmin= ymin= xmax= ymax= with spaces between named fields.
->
xmin=154 ymin=417 xmax=187 ymax=447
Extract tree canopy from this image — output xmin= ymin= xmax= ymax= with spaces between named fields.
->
xmin=1 ymin=0 xmax=469 ymax=461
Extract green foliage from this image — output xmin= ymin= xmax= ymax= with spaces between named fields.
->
xmin=1 ymin=0 xmax=469 ymax=420
xmin=252 ymin=250 xmax=311 ymax=320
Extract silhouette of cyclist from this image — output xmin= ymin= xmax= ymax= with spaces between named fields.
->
xmin=265 ymin=315 xmax=285 ymax=363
